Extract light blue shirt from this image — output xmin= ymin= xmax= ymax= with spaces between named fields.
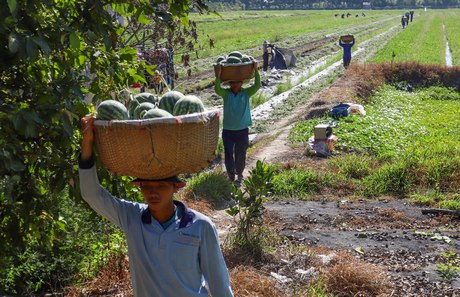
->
xmin=79 ymin=165 xmax=233 ymax=297
xmin=215 ymin=71 xmax=261 ymax=130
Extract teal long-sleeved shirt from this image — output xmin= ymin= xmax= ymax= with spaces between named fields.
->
xmin=79 ymin=164 xmax=233 ymax=297
xmin=215 ymin=71 xmax=261 ymax=130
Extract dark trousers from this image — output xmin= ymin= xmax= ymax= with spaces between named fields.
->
xmin=343 ymin=56 xmax=351 ymax=68
xmin=222 ymin=128 xmax=249 ymax=178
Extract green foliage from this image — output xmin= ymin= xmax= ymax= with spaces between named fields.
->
xmin=329 ymin=153 xmax=376 ymax=179
xmin=361 ymin=159 xmax=416 ymax=197
xmin=272 ymin=168 xmax=332 ymax=197
xmin=437 ymin=250 xmax=460 ymax=283
xmin=250 ymin=92 xmax=266 ymax=109
xmin=183 ymin=171 xmax=232 ymax=203
xmin=226 ymin=160 xmax=276 ymax=258
xmin=274 ymin=79 xmax=293 ymax=96
xmin=0 ymin=0 xmax=204 ymax=294
xmin=418 ymin=86 xmax=460 ymax=101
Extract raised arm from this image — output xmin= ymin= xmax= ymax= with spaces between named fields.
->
xmin=245 ymin=61 xmax=261 ymax=97
xmin=79 ymin=116 xmax=134 ymax=229
xmin=214 ymin=64 xmax=227 ymax=98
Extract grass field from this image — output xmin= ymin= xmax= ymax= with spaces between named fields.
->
xmin=369 ymin=11 xmax=447 ymax=64
xmin=189 ymin=10 xmax=401 ymax=58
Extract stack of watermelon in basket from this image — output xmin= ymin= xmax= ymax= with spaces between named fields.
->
xmin=215 ymin=51 xmax=256 ymax=82
xmin=93 ymin=90 xmax=218 ymax=180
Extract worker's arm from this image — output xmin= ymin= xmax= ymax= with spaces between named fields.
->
xmin=78 ymin=116 xmax=135 ymax=229
xmin=214 ymin=64 xmax=227 ymax=98
xmin=245 ymin=62 xmax=261 ymax=97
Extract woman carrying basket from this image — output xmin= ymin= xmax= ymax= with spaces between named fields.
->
xmin=78 ymin=116 xmax=233 ymax=297
xmin=214 ymin=61 xmax=261 ymax=185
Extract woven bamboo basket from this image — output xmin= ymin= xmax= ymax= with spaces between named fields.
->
xmin=219 ymin=63 xmax=255 ymax=82
xmin=340 ymin=35 xmax=354 ymax=43
xmin=93 ymin=109 xmax=220 ymax=180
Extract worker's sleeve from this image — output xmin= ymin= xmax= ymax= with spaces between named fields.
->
xmin=78 ymin=156 xmax=134 ymax=231
xmin=214 ymin=78 xmax=227 ymax=98
xmin=245 ymin=70 xmax=261 ymax=97
xmin=200 ymin=221 xmax=234 ymax=297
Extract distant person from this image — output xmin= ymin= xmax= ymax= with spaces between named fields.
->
xmin=339 ymin=36 xmax=355 ymax=69
xmin=262 ymin=41 xmax=271 ymax=72
xmin=362 ymin=12 xmax=366 ymax=17
xmin=78 ymin=117 xmax=234 ymax=297
xmin=341 ymin=13 xmax=345 ymax=18
xmin=401 ymin=15 xmax=407 ymax=29
xmin=214 ymin=62 xmax=261 ymax=185
xmin=410 ymin=10 xmax=414 ymax=22
xmin=405 ymin=12 xmax=410 ymax=26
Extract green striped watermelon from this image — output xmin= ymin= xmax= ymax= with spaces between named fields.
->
xmin=133 ymin=102 xmax=156 ymax=119
xmin=158 ymin=91 xmax=185 ymax=114
xmin=96 ymin=100 xmax=129 ymax=121
xmin=128 ymin=97 xmax=140 ymax=119
xmin=172 ymin=95 xmax=205 ymax=116
xmin=134 ymin=92 xmax=158 ymax=104
xmin=143 ymin=108 xmax=173 ymax=119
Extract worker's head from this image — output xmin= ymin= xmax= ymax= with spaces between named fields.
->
xmin=229 ymin=80 xmax=243 ymax=94
xmin=132 ymin=176 xmax=186 ymax=208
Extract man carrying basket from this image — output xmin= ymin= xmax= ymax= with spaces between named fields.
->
xmin=78 ymin=116 xmax=234 ymax=297
xmin=214 ymin=61 xmax=261 ymax=185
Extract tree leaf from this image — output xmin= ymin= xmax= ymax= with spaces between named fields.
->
xmin=7 ymin=0 xmax=17 ymax=15
xmin=69 ymin=32 xmax=80 ymax=50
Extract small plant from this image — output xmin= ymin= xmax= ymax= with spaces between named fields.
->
xmin=225 ymin=160 xmax=276 ymax=258
xmin=251 ymin=92 xmax=266 ymax=109
xmin=273 ymin=78 xmax=293 ymax=95
xmin=329 ymin=153 xmax=376 ymax=179
xmin=436 ymin=250 xmax=460 ymax=283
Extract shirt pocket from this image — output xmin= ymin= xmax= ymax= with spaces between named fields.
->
xmin=170 ymin=236 xmax=200 ymax=270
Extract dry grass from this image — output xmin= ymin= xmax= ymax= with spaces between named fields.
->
xmin=310 ymin=63 xmax=460 ymax=107
xmin=323 ymin=252 xmax=393 ymax=297
xmin=230 ymin=265 xmax=283 ymax=297
xmin=66 ymin=254 xmax=133 ymax=297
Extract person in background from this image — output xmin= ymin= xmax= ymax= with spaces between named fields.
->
xmin=78 ymin=116 xmax=234 ymax=297
xmin=339 ymin=36 xmax=355 ymax=69
xmin=214 ymin=61 xmax=261 ymax=185
xmin=401 ymin=15 xmax=407 ymax=29
xmin=410 ymin=10 xmax=414 ymax=22
xmin=262 ymin=41 xmax=270 ymax=72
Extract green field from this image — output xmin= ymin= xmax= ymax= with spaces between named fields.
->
xmin=443 ymin=10 xmax=460 ymax=65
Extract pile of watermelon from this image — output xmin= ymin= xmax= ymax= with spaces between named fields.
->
xmin=96 ymin=90 xmax=205 ymax=121
xmin=215 ymin=51 xmax=255 ymax=66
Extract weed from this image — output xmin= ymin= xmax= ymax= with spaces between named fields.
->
xmin=329 ymin=153 xmax=376 ymax=179
xmin=361 ymin=159 xmax=416 ymax=197
xmin=250 ymin=92 xmax=266 ymax=109
xmin=273 ymin=78 xmax=293 ymax=96
xmin=182 ymin=171 xmax=232 ymax=204
xmin=411 ymin=189 xmax=444 ymax=206
xmin=272 ymin=168 xmax=332 ymax=197
xmin=436 ymin=250 xmax=460 ymax=283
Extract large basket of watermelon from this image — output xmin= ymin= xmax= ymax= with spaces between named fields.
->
xmin=215 ymin=51 xmax=256 ymax=82
xmin=93 ymin=91 xmax=219 ymax=180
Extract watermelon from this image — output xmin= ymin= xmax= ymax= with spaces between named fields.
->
xmin=128 ymin=97 xmax=140 ymax=119
xmin=158 ymin=91 xmax=185 ymax=114
xmin=241 ymin=55 xmax=251 ymax=63
xmin=173 ymin=95 xmax=205 ymax=116
xmin=216 ymin=56 xmax=226 ymax=63
xmin=228 ymin=51 xmax=243 ymax=59
xmin=96 ymin=100 xmax=129 ymax=121
xmin=134 ymin=92 xmax=158 ymax=104
xmin=133 ymin=102 xmax=156 ymax=119
xmin=143 ymin=108 xmax=173 ymax=119
xmin=225 ymin=56 xmax=241 ymax=64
